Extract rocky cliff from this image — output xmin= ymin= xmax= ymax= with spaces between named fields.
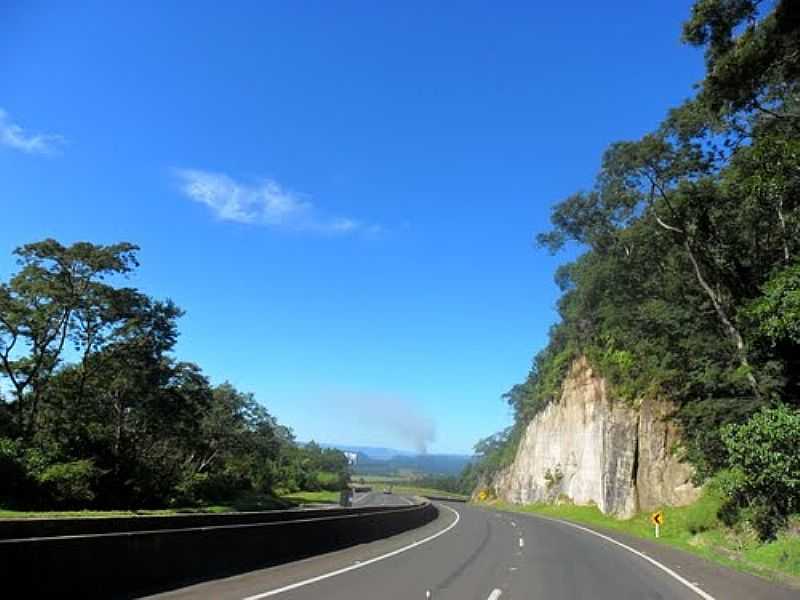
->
xmin=487 ymin=357 xmax=700 ymax=517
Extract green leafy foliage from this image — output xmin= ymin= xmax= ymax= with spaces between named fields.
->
xmin=35 ymin=460 xmax=99 ymax=505
xmin=720 ymin=406 xmax=800 ymax=539
xmin=466 ymin=3 xmax=800 ymax=545
xmin=747 ymin=263 xmax=800 ymax=346
xmin=0 ymin=240 xmax=350 ymax=510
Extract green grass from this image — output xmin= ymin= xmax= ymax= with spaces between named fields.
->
xmin=279 ymin=490 xmax=340 ymax=505
xmin=0 ymin=508 xmax=180 ymax=519
xmin=0 ymin=485 xmax=347 ymax=519
xmin=0 ymin=493 xmax=291 ymax=519
xmin=203 ymin=492 xmax=291 ymax=512
xmin=317 ymin=472 xmax=342 ymax=486
xmin=390 ymin=485 xmax=468 ymax=500
xmin=350 ymin=476 xmax=469 ymax=500
xmin=354 ymin=474 xmax=413 ymax=484
xmin=482 ymin=490 xmax=800 ymax=587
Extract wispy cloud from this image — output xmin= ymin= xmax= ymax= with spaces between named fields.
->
xmin=0 ymin=108 xmax=65 ymax=155
xmin=175 ymin=168 xmax=380 ymax=235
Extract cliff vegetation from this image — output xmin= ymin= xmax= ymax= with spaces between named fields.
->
xmin=467 ymin=0 xmax=800 ymax=540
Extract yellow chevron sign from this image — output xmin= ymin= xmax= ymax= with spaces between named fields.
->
xmin=651 ymin=511 xmax=664 ymax=526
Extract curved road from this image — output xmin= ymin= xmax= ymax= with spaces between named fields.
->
xmin=149 ymin=501 xmax=797 ymax=600
xmin=350 ymin=490 xmax=414 ymax=507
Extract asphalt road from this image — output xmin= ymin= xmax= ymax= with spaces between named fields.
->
xmin=350 ymin=490 xmax=415 ymax=507
xmin=148 ymin=502 xmax=798 ymax=600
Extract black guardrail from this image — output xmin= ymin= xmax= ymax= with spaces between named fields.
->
xmin=0 ymin=503 xmax=401 ymax=540
xmin=0 ymin=502 xmax=438 ymax=599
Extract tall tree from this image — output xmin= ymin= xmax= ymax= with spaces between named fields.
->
xmin=0 ymin=240 xmax=139 ymax=434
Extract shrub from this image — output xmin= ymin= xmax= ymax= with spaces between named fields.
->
xmin=544 ymin=466 xmax=564 ymax=490
xmin=317 ymin=471 xmax=348 ymax=491
xmin=172 ymin=468 xmax=250 ymax=505
xmin=721 ymin=405 xmax=800 ymax=539
xmin=36 ymin=460 xmax=98 ymax=506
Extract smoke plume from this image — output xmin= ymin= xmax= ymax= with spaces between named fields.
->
xmin=334 ymin=392 xmax=437 ymax=454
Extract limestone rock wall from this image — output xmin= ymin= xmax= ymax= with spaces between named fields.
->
xmin=489 ymin=357 xmax=700 ymax=517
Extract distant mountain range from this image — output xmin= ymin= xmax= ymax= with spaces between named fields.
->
xmin=318 ymin=444 xmax=417 ymax=460
xmin=316 ymin=443 xmax=474 ymax=476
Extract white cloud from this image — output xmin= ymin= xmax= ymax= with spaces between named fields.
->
xmin=175 ymin=168 xmax=378 ymax=235
xmin=0 ymin=108 xmax=65 ymax=155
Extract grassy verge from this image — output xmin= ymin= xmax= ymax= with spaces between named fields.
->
xmin=0 ymin=493 xmax=292 ymax=519
xmin=353 ymin=475 xmax=410 ymax=484
xmin=481 ymin=491 xmax=800 ymax=587
xmin=0 ymin=508 xmax=180 ymax=519
xmin=390 ymin=485 xmax=468 ymax=500
xmin=279 ymin=490 xmax=340 ymax=505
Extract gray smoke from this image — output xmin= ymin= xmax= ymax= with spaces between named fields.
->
xmin=335 ymin=392 xmax=436 ymax=454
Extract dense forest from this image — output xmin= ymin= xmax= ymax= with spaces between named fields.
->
xmin=0 ymin=240 xmax=349 ymax=510
xmin=468 ymin=0 xmax=800 ymax=538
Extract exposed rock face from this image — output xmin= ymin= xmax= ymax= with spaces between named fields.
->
xmin=489 ymin=357 xmax=700 ymax=517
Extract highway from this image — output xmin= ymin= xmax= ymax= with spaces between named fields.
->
xmin=350 ymin=490 xmax=414 ymax=507
xmin=148 ymin=501 xmax=798 ymax=600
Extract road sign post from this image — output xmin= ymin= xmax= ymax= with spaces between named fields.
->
xmin=650 ymin=511 xmax=664 ymax=538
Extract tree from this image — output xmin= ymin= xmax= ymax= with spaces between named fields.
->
xmin=747 ymin=262 xmax=800 ymax=347
xmin=536 ymin=1 xmax=800 ymax=403
xmin=476 ymin=0 xmax=800 ymax=497
xmin=682 ymin=0 xmax=800 ymax=122
xmin=721 ymin=405 xmax=800 ymax=538
xmin=0 ymin=240 xmax=139 ymax=434
xmin=0 ymin=238 xmax=326 ymax=509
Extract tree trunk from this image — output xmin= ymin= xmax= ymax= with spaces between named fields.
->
xmin=776 ymin=196 xmax=790 ymax=263
xmin=683 ymin=238 xmax=760 ymax=398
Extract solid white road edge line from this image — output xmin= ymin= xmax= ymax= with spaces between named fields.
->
xmin=550 ymin=518 xmax=715 ymax=600
xmin=242 ymin=505 xmax=461 ymax=600
xmin=487 ymin=588 xmax=502 ymax=600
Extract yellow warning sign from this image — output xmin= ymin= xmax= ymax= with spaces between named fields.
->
xmin=651 ymin=511 xmax=664 ymax=526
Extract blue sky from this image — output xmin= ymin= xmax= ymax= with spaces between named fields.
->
xmin=1 ymin=1 xmax=703 ymax=454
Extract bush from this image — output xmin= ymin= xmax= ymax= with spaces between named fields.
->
xmin=172 ymin=468 xmax=250 ymax=505
xmin=721 ymin=405 xmax=800 ymax=539
xmin=36 ymin=460 xmax=98 ymax=506
xmin=317 ymin=471 xmax=348 ymax=491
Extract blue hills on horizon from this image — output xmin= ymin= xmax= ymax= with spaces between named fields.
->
xmin=313 ymin=443 xmax=474 ymax=476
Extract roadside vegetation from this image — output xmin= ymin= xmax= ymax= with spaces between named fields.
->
xmin=467 ymin=0 xmax=800 ymax=566
xmin=0 ymin=493 xmax=292 ymax=519
xmin=280 ymin=490 xmax=340 ymax=505
xmin=479 ymin=478 xmax=800 ymax=586
xmin=0 ymin=242 xmax=349 ymax=514
xmin=390 ymin=486 xmax=468 ymax=500
xmin=353 ymin=473 xmax=472 ymax=499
